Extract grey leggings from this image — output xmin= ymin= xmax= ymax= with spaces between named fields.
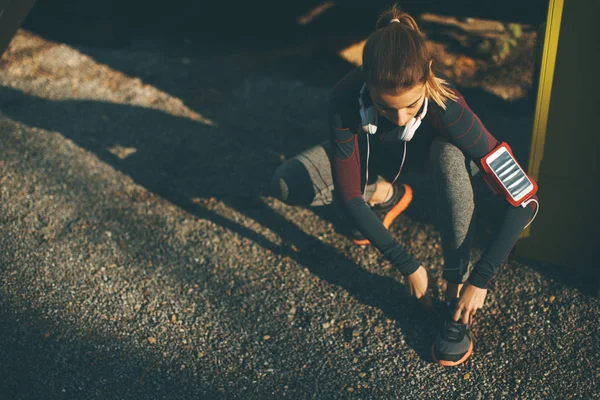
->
xmin=271 ymin=138 xmax=478 ymax=284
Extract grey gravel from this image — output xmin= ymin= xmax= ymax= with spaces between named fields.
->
xmin=0 ymin=30 xmax=598 ymax=400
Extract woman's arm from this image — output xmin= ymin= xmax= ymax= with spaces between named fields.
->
xmin=328 ymin=109 xmax=419 ymax=276
xmin=433 ymin=90 xmax=539 ymax=288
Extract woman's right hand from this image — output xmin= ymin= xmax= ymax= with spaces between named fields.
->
xmin=406 ymin=266 xmax=433 ymax=308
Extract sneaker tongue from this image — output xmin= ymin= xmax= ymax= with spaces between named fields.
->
xmin=371 ymin=186 xmax=396 ymax=210
xmin=372 ymin=184 xmax=402 ymax=211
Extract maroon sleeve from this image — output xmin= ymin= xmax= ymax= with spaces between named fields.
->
xmin=329 ymin=117 xmax=363 ymax=203
xmin=327 ymin=68 xmax=365 ymax=204
xmin=430 ymin=89 xmax=498 ymax=161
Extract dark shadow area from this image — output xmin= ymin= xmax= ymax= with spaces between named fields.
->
xmin=21 ymin=1 xmax=375 ymax=93
xmin=398 ymin=0 xmax=549 ymax=25
xmin=404 ymin=0 xmax=548 ymax=26
xmin=22 ymin=0 xmax=549 ymax=48
xmin=523 ymin=260 xmax=599 ymax=297
xmin=455 ymin=87 xmax=536 ymax=163
xmin=22 ymin=1 xmax=377 ymax=49
xmin=0 ymin=300 xmax=224 ymax=399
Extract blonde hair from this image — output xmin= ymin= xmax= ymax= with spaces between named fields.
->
xmin=425 ymin=70 xmax=458 ymax=110
xmin=362 ymin=3 xmax=457 ymax=109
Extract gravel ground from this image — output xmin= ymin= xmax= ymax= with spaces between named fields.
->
xmin=0 ymin=29 xmax=598 ymax=400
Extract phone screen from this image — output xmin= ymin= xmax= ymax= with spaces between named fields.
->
xmin=487 ymin=148 xmax=534 ymax=202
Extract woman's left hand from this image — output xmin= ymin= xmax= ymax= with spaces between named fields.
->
xmin=453 ymin=284 xmax=488 ymax=325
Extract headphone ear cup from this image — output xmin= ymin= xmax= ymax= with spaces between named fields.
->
xmin=399 ymin=98 xmax=428 ymax=141
xmin=399 ymin=118 xmax=420 ymax=141
xmin=360 ymin=106 xmax=378 ymax=134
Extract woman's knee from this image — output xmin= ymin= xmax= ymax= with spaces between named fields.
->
xmin=271 ymin=162 xmax=292 ymax=203
xmin=270 ymin=159 xmax=315 ymax=205
xmin=430 ymin=138 xmax=468 ymax=176
xmin=271 ymin=142 xmax=334 ymax=206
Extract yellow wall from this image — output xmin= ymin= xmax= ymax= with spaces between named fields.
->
xmin=516 ymin=0 xmax=600 ymax=271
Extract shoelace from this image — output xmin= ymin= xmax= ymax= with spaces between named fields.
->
xmin=443 ymin=321 xmax=464 ymax=341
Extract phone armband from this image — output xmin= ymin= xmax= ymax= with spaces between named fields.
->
xmin=481 ymin=142 xmax=538 ymax=206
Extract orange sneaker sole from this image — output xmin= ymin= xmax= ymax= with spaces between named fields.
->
xmin=431 ymin=340 xmax=474 ymax=367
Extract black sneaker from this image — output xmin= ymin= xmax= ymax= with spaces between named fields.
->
xmin=431 ymin=298 xmax=473 ymax=366
xmin=351 ymin=183 xmax=413 ymax=246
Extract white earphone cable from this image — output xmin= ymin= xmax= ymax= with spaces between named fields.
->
xmin=364 ymin=134 xmax=371 ymax=202
xmin=383 ymin=141 xmax=407 ymax=203
xmin=391 ymin=141 xmax=407 ymax=186
xmin=521 ymin=198 xmax=539 ymax=230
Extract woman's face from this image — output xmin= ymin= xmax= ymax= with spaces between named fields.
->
xmin=369 ymin=83 xmax=426 ymax=127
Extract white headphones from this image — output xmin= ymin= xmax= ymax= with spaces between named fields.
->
xmin=358 ymin=82 xmax=428 ymax=141
xmin=359 ymin=82 xmax=379 ymax=134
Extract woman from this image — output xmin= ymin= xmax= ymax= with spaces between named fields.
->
xmin=271 ymin=4 xmax=539 ymax=366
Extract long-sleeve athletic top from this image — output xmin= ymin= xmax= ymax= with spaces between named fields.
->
xmin=328 ymin=67 xmax=538 ymax=288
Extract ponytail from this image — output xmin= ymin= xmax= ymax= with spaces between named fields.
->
xmin=426 ymin=70 xmax=458 ymax=110
xmin=375 ymin=7 xmax=421 ymax=32
xmin=363 ymin=3 xmax=457 ymax=110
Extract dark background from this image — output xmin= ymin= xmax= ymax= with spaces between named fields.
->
xmin=22 ymin=0 xmax=549 ymax=49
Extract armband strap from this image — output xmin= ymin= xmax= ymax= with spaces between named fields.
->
xmin=480 ymin=142 xmax=538 ymax=207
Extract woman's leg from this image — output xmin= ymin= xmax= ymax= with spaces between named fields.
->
xmin=430 ymin=138 xmax=477 ymax=299
xmin=271 ymin=141 xmax=334 ymax=207
xmin=271 ymin=140 xmax=379 ymax=207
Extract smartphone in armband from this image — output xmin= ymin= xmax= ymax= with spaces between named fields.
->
xmin=481 ymin=142 xmax=538 ymax=207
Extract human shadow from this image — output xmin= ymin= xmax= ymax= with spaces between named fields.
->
xmin=0 ymin=299 xmax=226 ymax=399
xmin=0 ymin=85 xmax=441 ymax=362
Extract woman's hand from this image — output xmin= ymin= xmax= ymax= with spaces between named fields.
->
xmin=453 ymin=283 xmax=487 ymax=325
xmin=406 ymin=266 xmax=432 ymax=308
